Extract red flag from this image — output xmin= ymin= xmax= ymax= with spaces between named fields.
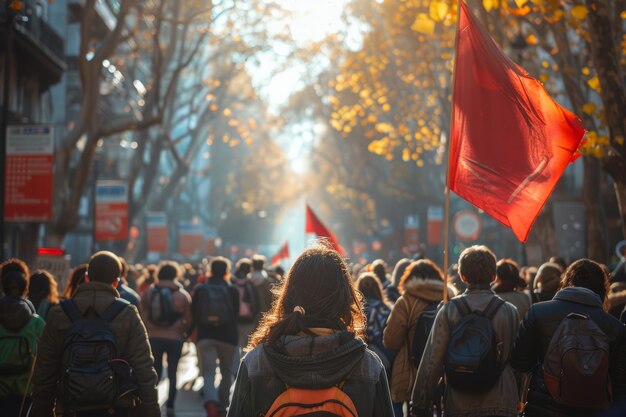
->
xmin=449 ymin=1 xmax=585 ymax=242
xmin=271 ymin=241 xmax=290 ymax=265
xmin=305 ymin=205 xmax=345 ymax=255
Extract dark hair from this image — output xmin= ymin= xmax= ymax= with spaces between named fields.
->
xmin=87 ymin=251 xmax=122 ymax=284
xmin=119 ymin=257 xmax=129 ymax=279
xmin=1 ymin=258 xmax=30 ymax=296
xmin=29 ymin=270 xmax=59 ymax=309
xmin=391 ymin=258 xmax=411 ymax=287
xmin=247 ymin=244 xmax=365 ymax=351
xmin=399 ymin=259 xmax=444 ymax=293
xmin=158 ymin=261 xmax=180 ymax=281
xmin=210 ymin=257 xmax=231 ymax=280
xmin=371 ymin=259 xmax=387 ymax=285
xmin=534 ymin=262 xmax=562 ymax=295
xmin=560 ymin=259 xmax=609 ymax=306
xmin=234 ymin=258 xmax=252 ymax=279
xmin=63 ymin=264 xmax=87 ymax=298
xmin=458 ymin=245 xmax=497 ymax=284
xmin=356 ymin=272 xmax=389 ymax=304
xmin=252 ymin=254 xmax=266 ymax=271
xmin=549 ymin=256 xmax=568 ymax=272
xmin=496 ymin=258 xmax=521 ymax=283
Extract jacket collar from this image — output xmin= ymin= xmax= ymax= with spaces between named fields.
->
xmin=403 ymin=278 xmax=456 ymax=301
xmin=465 ymin=282 xmax=494 ymax=292
xmin=553 ymin=286 xmax=603 ymax=307
xmin=73 ymin=281 xmax=120 ymax=298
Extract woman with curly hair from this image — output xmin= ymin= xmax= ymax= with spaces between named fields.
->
xmin=228 ymin=244 xmax=394 ymax=417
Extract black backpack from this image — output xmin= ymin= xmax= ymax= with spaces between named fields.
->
xmin=411 ymin=301 xmax=441 ymax=368
xmin=60 ymin=299 xmax=130 ymax=412
xmin=148 ymin=286 xmax=178 ymax=327
xmin=445 ymin=296 xmax=505 ymax=393
xmin=197 ymin=283 xmax=234 ymax=327
xmin=365 ymin=301 xmax=395 ymax=370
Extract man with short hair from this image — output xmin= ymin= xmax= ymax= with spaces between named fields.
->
xmin=249 ymin=254 xmax=276 ymax=322
xmin=31 ymin=251 xmax=160 ymax=417
xmin=411 ymin=245 xmax=520 ymax=417
xmin=0 ymin=259 xmax=45 ymax=416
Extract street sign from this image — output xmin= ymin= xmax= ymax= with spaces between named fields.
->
xmin=179 ymin=221 xmax=203 ymax=258
xmin=36 ymin=247 xmax=71 ymax=293
xmin=453 ymin=210 xmax=482 ymax=242
xmin=95 ymin=181 xmax=128 ymax=241
xmin=427 ymin=206 xmax=444 ymax=246
xmin=405 ymin=215 xmax=420 ymax=253
xmin=147 ymin=212 xmax=168 ymax=254
xmin=5 ymin=125 xmax=54 ymax=222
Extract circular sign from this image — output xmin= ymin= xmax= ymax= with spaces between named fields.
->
xmin=453 ymin=210 xmax=482 ymax=241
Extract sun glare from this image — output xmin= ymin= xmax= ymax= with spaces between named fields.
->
xmin=277 ymin=0 xmax=350 ymax=44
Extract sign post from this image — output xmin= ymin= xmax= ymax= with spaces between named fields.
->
xmin=95 ymin=181 xmax=128 ymax=242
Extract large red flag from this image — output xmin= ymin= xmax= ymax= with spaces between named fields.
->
xmin=306 ymin=205 xmax=345 ymax=255
xmin=449 ymin=1 xmax=585 ymax=242
xmin=271 ymin=241 xmax=290 ymax=265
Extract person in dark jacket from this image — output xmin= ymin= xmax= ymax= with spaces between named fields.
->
xmin=227 ymin=244 xmax=394 ymax=417
xmin=386 ymin=258 xmax=411 ymax=303
xmin=191 ymin=257 xmax=239 ymax=417
xmin=531 ymin=262 xmax=562 ymax=304
xmin=511 ymin=258 xmax=626 ymax=417
xmin=28 ymin=270 xmax=60 ymax=320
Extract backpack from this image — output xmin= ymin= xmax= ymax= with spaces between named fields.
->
xmin=411 ymin=301 xmax=440 ymax=368
xmin=365 ymin=301 xmax=395 ymax=370
xmin=0 ymin=317 xmax=37 ymax=375
xmin=543 ymin=312 xmax=611 ymax=408
xmin=445 ymin=296 xmax=505 ymax=393
xmin=148 ymin=286 xmax=178 ymax=327
xmin=234 ymin=279 xmax=258 ymax=324
xmin=264 ymin=385 xmax=359 ymax=417
xmin=197 ymin=283 xmax=234 ymax=327
xmin=60 ymin=299 xmax=129 ymax=412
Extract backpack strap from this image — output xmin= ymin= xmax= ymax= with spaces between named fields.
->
xmin=101 ymin=299 xmax=131 ymax=322
xmin=451 ymin=297 xmax=472 ymax=317
xmin=60 ymin=299 xmax=83 ymax=323
xmin=482 ymin=297 xmax=505 ymax=319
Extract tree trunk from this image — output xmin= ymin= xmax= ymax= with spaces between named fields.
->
xmin=583 ymin=156 xmax=608 ymax=261
xmin=614 ymin=179 xmax=626 ymax=239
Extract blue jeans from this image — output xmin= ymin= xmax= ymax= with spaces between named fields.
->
xmin=149 ymin=337 xmax=184 ymax=408
xmin=197 ymin=338 xmax=237 ymax=411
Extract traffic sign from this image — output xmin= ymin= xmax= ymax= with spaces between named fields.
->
xmin=95 ymin=181 xmax=128 ymax=241
xmin=453 ymin=210 xmax=482 ymax=241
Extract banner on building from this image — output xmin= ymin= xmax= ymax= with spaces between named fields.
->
xmin=5 ymin=125 xmax=54 ymax=222
xmin=179 ymin=221 xmax=203 ymax=258
xmin=427 ymin=206 xmax=444 ymax=246
xmin=204 ymin=227 xmax=218 ymax=256
xmin=95 ymin=181 xmax=128 ymax=241
xmin=147 ymin=212 xmax=168 ymax=254
xmin=404 ymin=215 xmax=420 ymax=253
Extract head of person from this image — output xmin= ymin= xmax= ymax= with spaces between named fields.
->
xmin=28 ymin=270 xmax=59 ymax=307
xmin=145 ymin=264 xmax=157 ymax=283
xmin=356 ymin=272 xmax=388 ymax=304
xmin=158 ymin=261 xmax=181 ymax=282
xmin=458 ymin=245 xmax=497 ymax=285
xmin=549 ymin=256 xmax=568 ymax=272
xmin=371 ymin=259 xmax=387 ymax=284
xmin=118 ymin=257 xmax=130 ymax=281
xmin=210 ymin=256 xmax=231 ymax=281
xmin=86 ymin=251 xmax=122 ymax=287
xmin=533 ymin=262 xmax=562 ymax=296
xmin=248 ymin=244 xmax=365 ymax=350
xmin=495 ymin=258 xmax=522 ymax=289
xmin=560 ymin=259 xmax=610 ymax=306
xmin=63 ymin=264 xmax=88 ymax=298
xmin=252 ymin=254 xmax=266 ymax=272
xmin=391 ymin=258 xmax=411 ymax=287
xmin=0 ymin=258 xmax=30 ymax=297
xmin=399 ymin=259 xmax=445 ymax=293
xmin=234 ymin=258 xmax=252 ymax=279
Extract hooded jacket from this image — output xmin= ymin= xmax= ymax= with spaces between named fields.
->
xmin=141 ymin=280 xmax=192 ymax=341
xmin=511 ymin=286 xmax=626 ymax=417
xmin=382 ymin=278 xmax=455 ymax=402
xmin=30 ymin=282 xmax=160 ymax=417
xmin=227 ymin=331 xmax=394 ymax=417
xmin=0 ymin=297 xmax=45 ymax=397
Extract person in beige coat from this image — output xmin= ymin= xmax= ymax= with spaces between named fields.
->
xmin=141 ymin=261 xmax=192 ymax=416
xmin=383 ymin=259 xmax=456 ymax=410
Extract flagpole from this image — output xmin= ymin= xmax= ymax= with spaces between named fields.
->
xmin=443 ymin=0 xmax=463 ymax=304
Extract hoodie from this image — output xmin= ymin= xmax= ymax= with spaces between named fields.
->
xmin=227 ymin=331 xmax=394 ymax=417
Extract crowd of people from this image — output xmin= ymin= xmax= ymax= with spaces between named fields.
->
xmin=1 ymin=242 xmax=625 ymax=417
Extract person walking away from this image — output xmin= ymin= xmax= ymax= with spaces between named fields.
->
xmin=232 ymin=258 xmax=258 ymax=352
xmin=411 ymin=245 xmax=520 ymax=417
xmin=249 ymin=254 xmax=276 ymax=322
xmin=191 ymin=257 xmax=239 ymax=417
xmin=141 ymin=261 xmax=191 ymax=417
xmin=383 ymin=260 xmax=455 ymax=416
xmin=118 ymin=257 xmax=141 ymax=309
xmin=531 ymin=262 xmax=562 ymax=304
xmin=30 ymin=251 xmax=160 ymax=417
xmin=492 ymin=258 xmax=531 ymax=319
xmin=61 ymin=264 xmax=87 ymax=299
xmin=511 ymin=258 xmax=626 ymax=417
xmin=0 ymin=259 xmax=45 ymax=417
xmin=28 ymin=270 xmax=60 ymax=320
xmin=372 ymin=259 xmax=391 ymax=289
xmin=386 ymin=259 xmax=411 ymax=304
xmin=228 ymin=244 xmax=394 ymax=416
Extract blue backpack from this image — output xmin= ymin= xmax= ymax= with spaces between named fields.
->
xmin=445 ymin=297 xmax=504 ymax=393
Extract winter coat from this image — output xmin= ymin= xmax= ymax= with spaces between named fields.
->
xmin=382 ymin=278 xmax=455 ymax=402
xmin=227 ymin=330 xmax=394 ymax=417
xmin=141 ymin=280 xmax=192 ymax=341
xmin=191 ymin=278 xmax=240 ymax=346
xmin=497 ymin=290 xmax=531 ymax=319
xmin=30 ymin=282 xmax=160 ymax=417
xmin=411 ymin=285 xmax=520 ymax=417
xmin=0 ymin=297 xmax=45 ymax=397
xmin=511 ymin=287 xmax=626 ymax=417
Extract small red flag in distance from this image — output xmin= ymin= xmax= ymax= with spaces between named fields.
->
xmin=305 ymin=205 xmax=345 ymax=255
xmin=449 ymin=1 xmax=585 ymax=242
xmin=271 ymin=241 xmax=290 ymax=265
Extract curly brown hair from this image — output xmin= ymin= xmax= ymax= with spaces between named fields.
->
xmin=246 ymin=244 xmax=365 ymax=351
xmin=356 ymin=272 xmax=390 ymax=305
xmin=399 ymin=259 xmax=444 ymax=294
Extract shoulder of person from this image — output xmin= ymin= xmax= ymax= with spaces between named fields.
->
xmin=242 ymin=346 xmax=274 ymax=377
xmin=350 ymin=348 xmax=385 ymax=383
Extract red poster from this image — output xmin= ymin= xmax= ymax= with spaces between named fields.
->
xmin=427 ymin=206 xmax=444 ymax=246
xmin=179 ymin=222 xmax=203 ymax=258
xmin=95 ymin=181 xmax=128 ymax=241
xmin=147 ymin=213 xmax=168 ymax=253
xmin=5 ymin=125 xmax=54 ymax=222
